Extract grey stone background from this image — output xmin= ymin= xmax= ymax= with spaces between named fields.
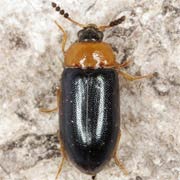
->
xmin=0 ymin=0 xmax=180 ymax=180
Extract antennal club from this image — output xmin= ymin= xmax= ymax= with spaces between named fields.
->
xmin=98 ymin=16 xmax=126 ymax=31
xmin=51 ymin=2 xmax=85 ymax=28
xmin=109 ymin=16 xmax=125 ymax=27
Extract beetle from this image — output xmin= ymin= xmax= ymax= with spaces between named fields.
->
xmin=40 ymin=2 xmax=153 ymax=180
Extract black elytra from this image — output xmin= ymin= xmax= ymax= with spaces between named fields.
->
xmin=59 ymin=68 xmax=120 ymax=175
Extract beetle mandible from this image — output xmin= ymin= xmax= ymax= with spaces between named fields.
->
xmin=40 ymin=2 xmax=153 ymax=180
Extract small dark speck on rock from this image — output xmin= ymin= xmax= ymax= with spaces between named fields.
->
xmin=111 ymin=45 xmax=119 ymax=54
xmin=153 ymin=72 xmax=159 ymax=78
xmin=136 ymin=176 xmax=142 ymax=180
xmin=15 ymin=111 xmax=29 ymax=121
xmin=162 ymin=4 xmax=180 ymax=15
xmin=1 ymin=133 xmax=60 ymax=161
xmin=8 ymin=33 xmax=27 ymax=49
xmin=92 ymin=175 xmax=96 ymax=180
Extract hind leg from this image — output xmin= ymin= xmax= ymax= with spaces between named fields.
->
xmin=55 ymin=156 xmax=65 ymax=180
xmin=55 ymin=132 xmax=66 ymax=180
xmin=113 ymin=132 xmax=128 ymax=176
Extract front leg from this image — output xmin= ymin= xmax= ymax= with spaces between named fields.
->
xmin=54 ymin=21 xmax=68 ymax=55
xmin=118 ymin=70 xmax=154 ymax=81
xmin=115 ymin=59 xmax=133 ymax=68
xmin=114 ymin=59 xmax=154 ymax=81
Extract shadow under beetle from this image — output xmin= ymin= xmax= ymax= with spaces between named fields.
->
xmin=40 ymin=2 xmax=153 ymax=179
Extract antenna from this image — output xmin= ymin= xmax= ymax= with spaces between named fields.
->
xmin=98 ymin=16 xmax=126 ymax=31
xmin=52 ymin=2 xmax=125 ymax=31
xmin=51 ymin=2 xmax=85 ymax=28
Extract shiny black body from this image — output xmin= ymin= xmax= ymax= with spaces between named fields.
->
xmin=59 ymin=68 xmax=120 ymax=175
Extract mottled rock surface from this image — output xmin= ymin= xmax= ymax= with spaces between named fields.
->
xmin=0 ymin=0 xmax=180 ymax=180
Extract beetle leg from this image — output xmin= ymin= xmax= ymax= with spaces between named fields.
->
xmin=39 ymin=107 xmax=58 ymax=113
xmin=118 ymin=70 xmax=154 ymax=81
xmin=55 ymin=156 xmax=65 ymax=180
xmin=57 ymin=131 xmax=67 ymax=158
xmin=113 ymin=132 xmax=129 ymax=176
xmin=39 ymin=87 xmax=61 ymax=113
xmin=114 ymin=155 xmax=128 ymax=176
xmin=55 ymin=132 xmax=66 ymax=180
xmin=54 ymin=21 xmax=67 ymax=55
xmin=115 ymin=59 xmax=133 ymax=68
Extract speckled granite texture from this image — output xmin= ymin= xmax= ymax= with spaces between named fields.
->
xmin=0 ymin=0 xmax=180 ymax=180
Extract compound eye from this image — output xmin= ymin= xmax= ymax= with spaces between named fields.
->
xmin=91 ymin=33 xmax=100 ymax=41
xmin=77 ymin=29 xmax=84 ymax=39
xmin=97 ymin=31 xmax=103 ymax=41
